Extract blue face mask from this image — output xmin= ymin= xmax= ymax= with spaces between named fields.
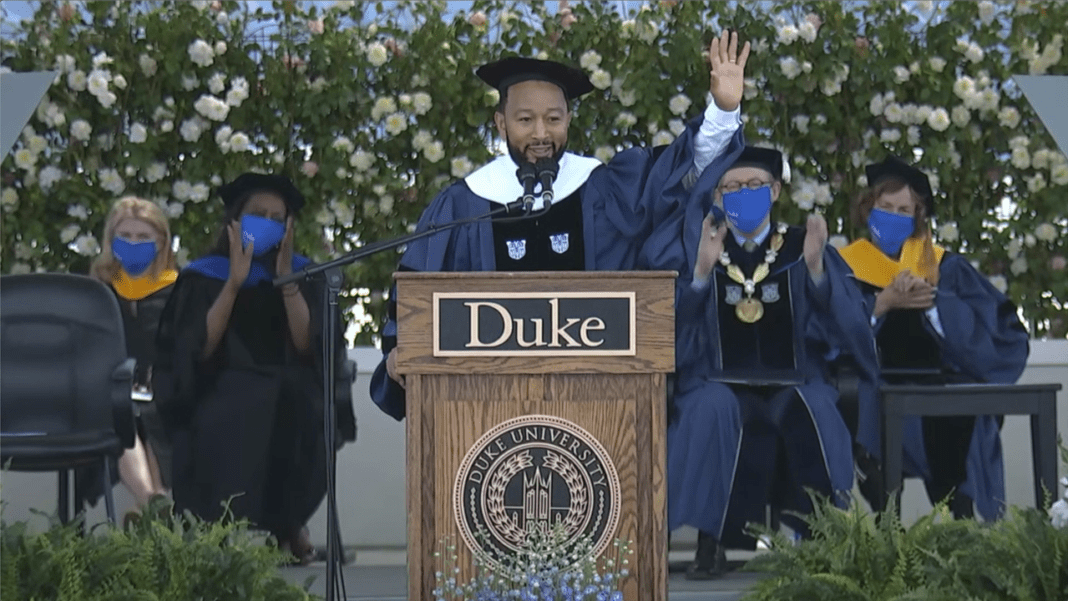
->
xmin=112 ymin=238 xmax=158 ymax=276
xmin=868 ymin=208 xmax=915 ymax=256
xmin=721 ymin=186 xmax=773 ymax=235
xmin=241 ymin=214 xmax=286 ymax=257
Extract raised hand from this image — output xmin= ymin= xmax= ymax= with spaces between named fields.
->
xmin=227 ymin=220 xmax=253 ymax=290
xmin=803 ymin=213 xmax=828 ymax=276
xmin=277 ymin=216 xmax=295 ymax=276
xmin=695 ymin=213 xmax=728 ymax=282
xmin=708 ymin=30 xmax=751 ymax=112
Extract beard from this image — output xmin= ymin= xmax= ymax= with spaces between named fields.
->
xmin=505 ymin=132 xmax=567 ymax=167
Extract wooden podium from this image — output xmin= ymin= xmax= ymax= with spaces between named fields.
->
xmin=396 ymin=271 xmax=674 ymax=601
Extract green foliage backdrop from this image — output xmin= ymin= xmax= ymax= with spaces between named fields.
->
xmin=2 ymin=0 xmax=1066 ymax=341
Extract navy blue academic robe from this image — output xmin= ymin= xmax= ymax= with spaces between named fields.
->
xmin=845 ymin=247 xmax=1029 ymax=520
xmin=370 ymin=119 xmax=745 ymax=421
xmin=661 ymin=227 xmax=870 ymax=543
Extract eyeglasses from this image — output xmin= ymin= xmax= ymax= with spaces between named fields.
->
xmin=717 ymin=179 xmax=773 ymax=194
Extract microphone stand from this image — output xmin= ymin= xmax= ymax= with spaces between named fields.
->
xmin=272 ymin=197 xmax=533 ymax=601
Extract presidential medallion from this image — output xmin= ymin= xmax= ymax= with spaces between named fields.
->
xmin=735 ymin=297 xmax=764 ymax=323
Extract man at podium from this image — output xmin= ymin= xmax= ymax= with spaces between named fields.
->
xmin=371 ymin=32 xmax=752 ymax=420
xmin=659 ymin=147 xmax=875 ymax=579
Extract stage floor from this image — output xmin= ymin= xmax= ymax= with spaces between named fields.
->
xmin=279 ymin=551 xmax=765 ymax=600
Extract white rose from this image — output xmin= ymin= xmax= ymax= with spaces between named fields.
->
xmin=181 ymin=75 xmax=199 ymax=91
xmin=1011 ymin=147 xmax=1031 ymax=169
xmin=927 ymin=108 xmax=951 ymax=132
xmin=615 ymin=112 xmax=637 ymax=128
xmin=371 ymin=96 xmax=397 ymax=120
xmin=966 ymin=43 xmax=985 ymax=63
xmin=953 ymin=76 xmax=976 ymax=100
xmin=60 ymin=224 xmax=80 ymax=243
xmin=160 ymin=120 xmax=174 ymax=133
xmin=669 ymin=119 xmax=687 ymax=136
xmin=73 ymin=234 xmax=100 ymax=256
xmin=54 ymin=54 xmax=76 ymax=73
xmin=172 ymin=180 xmax=193 ymax=201
xmin=1025 ymin=234 xmax=1037 ymax=247
xmin=1032 ymin=148 xmax=1051 ymax=170
xmin=907 ymin=125 xmax=921 ymax=145
xmin=594 ymin=146 xmax=616 ymax=163
xmin=580 ymin=50 xmax=602 ymax=70
xmin=1035 ymin=222 xmax=1058 ymax=242
xmin=190 ymin=183 xmax=210 ymax=202
xmin=777 ymin=24 xmax=799 ymax=45
xmin=423 ymin=141 xmax=445 ymax=163
xmin=929 ymin=57 xmax=947 ymax=72
xmin=145 ymin=162 xmax=167 ymax=183
xmin=40 ymin=166 xmax=65 ymax=191
xmin=166 ymin=202 xmax=185 ymax=219
xmin=385 ymin=113 xmax=408 ymax=135
xmin=194 ymin=95 xmax=229 ymax=121
xmin=951 ymin=105 xmax=971 ymax=128
xmin=1009 ymin=135 xmax=1030 ymax=149
xmin=938 ymin=222 xmax=959 ymax=243
xmin=214 ymin=41 xmax=227 ymax=56
xmin=139 ymin=54 xmax=157 ymax=76
xmin=229 ymin=132 xmax=250 ymax=152
xmin=780 ymin=57 xmax=801 ymax=80
xmin=637 ymin=19 xmax=659 ymax=43
xmin=869 ymin=94 xmax=886 ymax=116
xmin=208 ymin=72 xmax=226 ymax=94
xmin=880 ymin=129 xmax=902 ymax=143
xmin=98 ymin=168 xmax=125 ymax=195
xmin=226 ymin=87 xmax=248 ymax=107
xmin=127 ymin=123 xmax=147 ymax=144
xmin=67 ymin=70 xmax=87 ymax=91
xmin=663 ymin=94 xmax=691 ymax=118
xmin=792 ymin=184 xmax=816 ymax=210
xmin=978 ymin=1 xmax=996 ymax=25
xmin=1027 ymin=173 xmax=1047 ymax=193
xmin=70 ymin=119 xmax=92 ymax=141
xmin=1050 ymin=163 xmax=1068 ymax=186
xmin=188 ymin=40 xmax=215 ymax=67
xmin=451 ymin=156 xmax=474 ymax=178
xmin=1007 ymin=239 xmax=1024 ymax=259
xmin=652 ymin=130 xmax=674 ymax=146
xmin=367 ymin=42 xmax=388 ymax=67
xmin=1010 ymin=257 xmax=1028 ymax=275
xmin=349 ymin=150 xmax=375 ymax=171
xmin=412 ymin=129 xmax=433 ymax=151
xmin=884 ymin=103 xmax=905 ymax=124
xmin=798 ymin=21 xmax=817 ymax=43
xmin=332 ymin=137 xmax=354 ymax=153
xmin=590 ymin=69 xmax=611 ymax=90
xmin=1 ymin=188 xmax=18 ymax=209
xmin=994 ymin=106 xmax=1022 ymax=130
xmin=618 ymin=89 xmax=637 ymax=107
xmin=180 ymin=119 xmax=203 ymax=142
xmin=1051 ymin=500 xmax=1068 ymax=529
xmin=893 ymin=65 xmax=910 ymax=83
xmin=412 ymin=92 xmax=432 ymax=115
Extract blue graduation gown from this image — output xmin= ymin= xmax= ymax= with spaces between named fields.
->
xmin=664 ymin=230 xmax=868 ymax=541
xmin=850 ymin=252 xmax=1029 ymax=520
xmin=370 ymin=120 xmax=746 ymax=421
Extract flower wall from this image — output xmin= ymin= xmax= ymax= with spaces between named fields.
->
xmin=1 ymin=0 xmax=1066 ymax=341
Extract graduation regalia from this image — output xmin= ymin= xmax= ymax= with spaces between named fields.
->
xmin=370 ymin=56 xmax=745 ymax=421
xmin=153 ymin=175 xmax=355 ymax=541
xmin=839 ymin=237 xmax=1029 ymax=519
xmin=76 ymin=269 xmax=178 ymax=505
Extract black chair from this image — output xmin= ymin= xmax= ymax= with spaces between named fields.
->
xmin=1 ymin=273 xmax=136 ymax=524
xmin=878 ymin=381 xmax=1062 ymax=514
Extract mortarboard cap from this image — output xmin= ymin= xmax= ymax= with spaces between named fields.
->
xmin=865 ymin=156 xmax=934 ymax=215
xmin=476 ymin=56 xmax=594 ymax=102
xmin=217 ymin=173 xmax=306 ymax=215
xmin=729 ymin=146 xmax=784 ymax=181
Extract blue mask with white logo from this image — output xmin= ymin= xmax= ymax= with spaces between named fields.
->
xmin=868 ymin=208 xmax=915 ymax=256
xmin=240 ymin=215 xmax=285 ymax=257
xmin=721 ymin=186 xmax=773 ymax=235
xmin=112 ymin=238 xmax=157 ymax=276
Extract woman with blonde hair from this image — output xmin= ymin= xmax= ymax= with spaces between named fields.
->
xmin=838 ymin=156 xmax=1029 ymax=520
xmin=83 ymin=196 xmax=178 ymax=509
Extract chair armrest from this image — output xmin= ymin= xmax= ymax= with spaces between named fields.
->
xmin=111 ymin=358 xmax=137 ymax=449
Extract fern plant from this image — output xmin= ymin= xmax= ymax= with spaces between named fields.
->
xmin=1 ymin=496 xmax=318 ymax=601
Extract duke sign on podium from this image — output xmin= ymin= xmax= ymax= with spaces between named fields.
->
xmin=395 ymin=271 xmax=675 ymax=601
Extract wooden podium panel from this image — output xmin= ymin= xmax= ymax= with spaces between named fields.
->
xmin=397 ymin=272 xmax=673 ymax=601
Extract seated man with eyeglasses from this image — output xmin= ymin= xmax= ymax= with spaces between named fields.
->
xmin=658 ymin=146 xmax=874 ymax=579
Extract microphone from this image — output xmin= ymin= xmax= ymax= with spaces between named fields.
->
xmin=516 ymin=162 xmax=537 ymax=212
xmin=535 ymin=158 xmax=559 ymax=208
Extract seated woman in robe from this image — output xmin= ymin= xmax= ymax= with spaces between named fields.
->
xmin=154 ymin=173 xmax=354 ymax=563
xmin=80 ymin=196 xmax=177 ymax=510
xmin=838 ymin=156 xmax=1029 ymax=519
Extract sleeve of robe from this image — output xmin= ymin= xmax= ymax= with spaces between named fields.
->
xmin=153 ymin=272 xmax=223 ymax=433
xmin=933 ymin=253 xmax=1030 ymax=384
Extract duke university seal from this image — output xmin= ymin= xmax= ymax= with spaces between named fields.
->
xmin=453 ymin=415 xmax=621 ymax=568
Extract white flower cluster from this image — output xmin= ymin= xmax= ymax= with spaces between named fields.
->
xmin=775 ymin=18 xmax=818 ymax=46
xmin=349 ymin=149 xmax=376 ymax=172
xmin=952 ymin=73 xmax=1000 ymax=115
xmin=779 ymin=56 xmax=812 ymax=80
xmin=194 ymin=94 xmax=230 ymax=122
xmin=615 ymin=112 xmax=637 ymax=128
xmin=669 ymin=94 xmax=692 ymax=116
xmin=171 ymin=180 xmax=211 ymax=203
xmin=595 ymin=146 xmax=616 ymax=163
xmin=213 ymin=125 xmax=251 ymax=153
xmin=590 ymin=68 xmax=612 ymax=90
xmin=937 ymin=221 xmax=960 ymax=243
xmin=188 ymin=39 xmax=215 ymax=67
xmin=954 ymin=37 xmax=985 ymax=63
xmin=451 ymin=156 xmax=475 ymax=178
xmin=1019 ymin=34 xmax=1064 ymax=75
xmin=580 ymin=50 xmax=602 ymax=71
xmin=35 ymin=98 xmax=66 ymax=128
xmin=821 ymin=64 xmax=849 ymax=97
xmin=227 ymin=77 xmax=250 ymax=107
xmin=412 ymin=129 xmax=444 ymax=162
xmin=790 ymin=177 xmax=833 ymax=210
